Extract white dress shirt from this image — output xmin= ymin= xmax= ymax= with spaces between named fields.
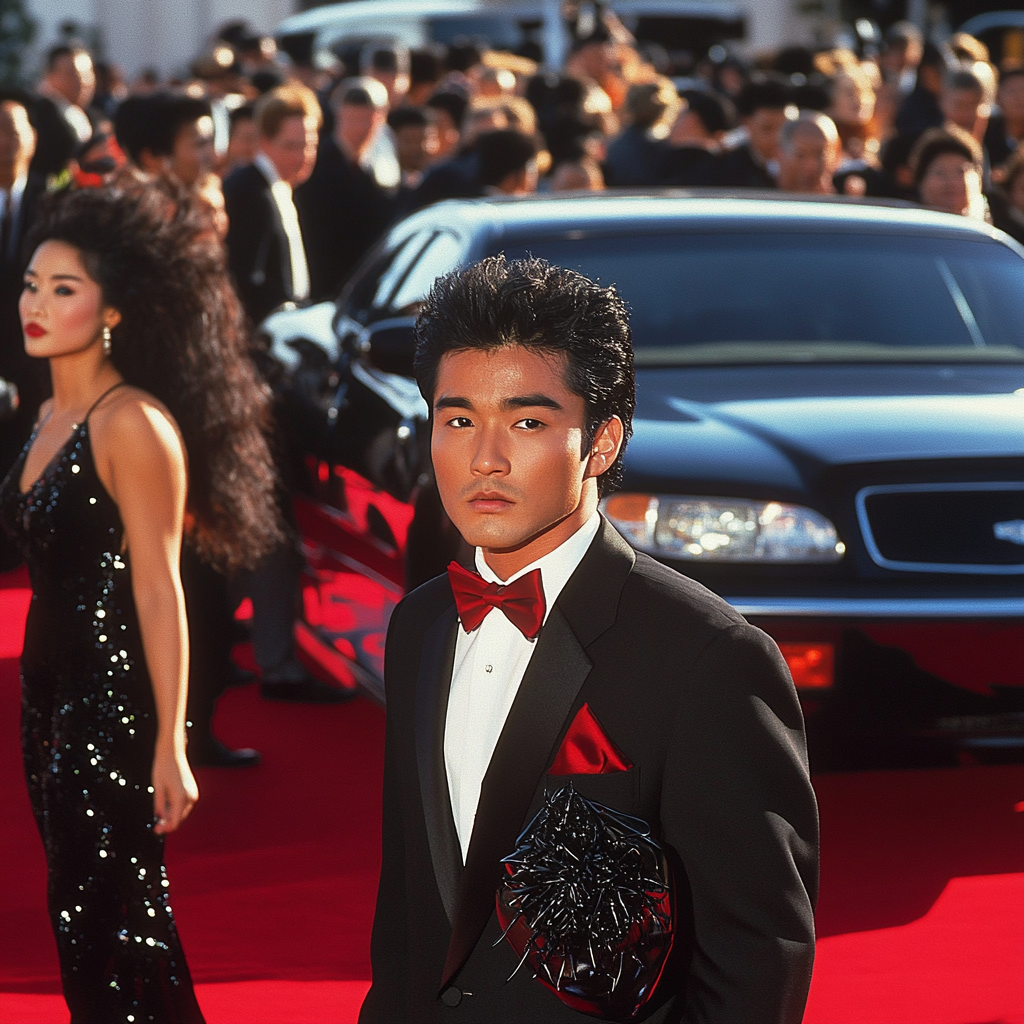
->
xmin=445 ymin=512 xmax=601 ymax=861
xmin=254 ymin=151 xmax=310 ymax=302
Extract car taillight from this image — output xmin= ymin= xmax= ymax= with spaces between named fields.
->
xmin=778 ymin=642 xmax=834 ymax=689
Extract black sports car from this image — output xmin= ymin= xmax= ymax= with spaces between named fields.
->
xmin=262 ymin=193 xmax=1024 ymax=768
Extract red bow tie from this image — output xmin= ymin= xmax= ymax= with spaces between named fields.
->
xmin=447 ymin=561 xmax=546 ymax=640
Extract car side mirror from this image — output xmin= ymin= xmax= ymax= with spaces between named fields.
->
xmin=358 ymin=317 xmax=417 ymax=377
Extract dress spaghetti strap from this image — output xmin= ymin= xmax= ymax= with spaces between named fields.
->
xmin=83 ymin=380 xmax=128 ymax=422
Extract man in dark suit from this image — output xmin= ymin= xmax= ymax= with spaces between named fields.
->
xmin=716 ymin=77 xmax=791 ymax=189
xmin=222 ymin=83 xmax=321 ymax=326
xmin=360 ymin=256 xmax=818 ymax=1022
xmin=0 ymin=94 xmax=49 ymax=566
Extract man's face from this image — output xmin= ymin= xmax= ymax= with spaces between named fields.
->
xmin=263 ymin=114 xmax=319 ymax=186
xmin=431 ymin=346 xmax=616 ymax=567
xmin=50 ymin=51 xmax=95 ymax=107
xmin=998 ymin=74 xmax=1024 ymax=126
xmin=941 ymin=87 xmax=984 ymax=134
xmin=170 ymin=115 xmax=215 ymax=187
xmin=336 ymin=103 xmax=383 ymax=159
xmin=746 ymin=107 xmax=789 ymax=162
xmin=919 ymin=151 xmax=978 ymax=215
xmin=0 ymin=101 xmax=35 ymax=176
xmin=778 ymin=126 xmax=836 ymax=193
xmin=395 ymin=123 xmax=439 ymax=173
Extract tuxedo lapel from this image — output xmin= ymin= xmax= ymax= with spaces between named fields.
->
xmin=414 ymin=604 xmax=463 ymax=926
xmin=440 ymin=519 xmax=636 ymax=988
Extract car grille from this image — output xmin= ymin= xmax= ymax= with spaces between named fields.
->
xmin=856 ymin=483 xmax=1024 ymax=574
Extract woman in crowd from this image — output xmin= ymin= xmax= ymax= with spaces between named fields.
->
xmin=0 ymin=183 xmax=281 ymax=1020
xmin=911 ymin=125 xmax=987 ymax=219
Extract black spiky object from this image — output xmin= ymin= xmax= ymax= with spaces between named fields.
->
xmin=495 ymin=784 xmax=674 ymax=1021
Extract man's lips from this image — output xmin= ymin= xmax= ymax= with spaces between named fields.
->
xmin=23 ymin=322 xmax=47 ymax=338
xmin=467 ymin=492 xmax=515 ymax=512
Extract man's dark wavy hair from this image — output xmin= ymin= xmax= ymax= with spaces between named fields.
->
xmin=27 ymin=182 xmax=284 ymax=572
xmin=414 ymin=255 xmax=635 ymax=495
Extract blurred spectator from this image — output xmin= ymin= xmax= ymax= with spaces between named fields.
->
xmin=192 ymin=45 xmax=247 ymax=159
xmin=251 ymin=69 xmax=287 ymax=96
xmin=225 ymin=104 xmax=259 ymax=174
xmin=406 ymin=100 xmax=511 ymax=211
xmin=941 ymin=68 xmax=990 ymax=147
xmin=989 ymin=148 xmax=1024 ymax=243
xmin=92 ymin=61 xmax=127 ymax=119
xmin=660 ymin=89 xmax=733 ymax=186
xmin=565 ymin=25 xmax=618 ymax=136
xmin=388 ymin=106 xmax=439 ymax=190
xmin=473 ymin=65 xmax=517 ymax=99
xmin=777 ymin=112 xmax=841 ymax=194
xmin=895 ymin=42 xmax=953 ymax=142
xmin=426 ymin=91 xmax=467 ymax=160
xmin=604 ymin=79 xmax=678 ymax=186
xmin=73 ymin=128 xmax=124 ymax=187
xmin=879 ymin=21 xmax=923 ymax=97
xmin=987 ymin=67 xmax=1024 ymax=168
xmin=295 ymin=80 xmax=392 ymax=302
xmin=236 ymin=34 xmax=279 ymax=78
xmin=132 ymin=69 xmax=161 ymax=96
xmin=0 ymin=92 xmax=48 ymax=568
xmin=828 ymin=64 xmax=878 ymax=165
xmin=407 ymin=48 xmax=445 ymax=106
xmin=477 ymin=128 xmax=538 ymax=195
xmin=331 ymin=76 xmax=394 ymax=194
xmin=911 ymin=125 xmax=986 ymax=220
xmin=718 ymin=77 xmax=792 ymax=188
xmin=223 ymin=83 xmax=321 ymax=324
xmin=551 ymin=157 xmax=604 ymax=191
xmin=37 ymin=44 xmax=95 ymax=145
xmin=949 ymin=32 xmax=989 ymax=67
xmin=114 ymin=93 xmax=215 ymax=188
xmin=278 ymin=32 xmax=332 ymax=93
xmin=362 ymin=43 xmax=410 ymax=108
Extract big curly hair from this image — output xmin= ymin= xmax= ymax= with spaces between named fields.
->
xmin=27 ymin=182 xmax=283 ymax=572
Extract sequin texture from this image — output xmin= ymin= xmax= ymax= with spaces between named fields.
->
xmin=0 ymin=419 xmax=205 ymax=1023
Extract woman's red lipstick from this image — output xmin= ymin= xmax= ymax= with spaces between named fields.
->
xmin=23 ymin=322 xmax=47 ymax=338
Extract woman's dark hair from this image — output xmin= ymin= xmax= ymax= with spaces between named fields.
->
xmin=26 ymin=182 xmax=283 ymax=571
xmin=414 ymin=255 xmax=635 ymax=495
xmin=910 ymin=125 xmax=981 ymax=187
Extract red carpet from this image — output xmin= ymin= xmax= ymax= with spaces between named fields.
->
xmin=2 ymin=568 xmax=1023 ymax=1023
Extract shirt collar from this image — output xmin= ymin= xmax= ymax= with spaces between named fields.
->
xmin=254 ymin=150 xmax=284 ymax=189
xmin=475 ymin=511 xmax=601 ymax=621
xmin=2 ymin=173 xmax=27 ymax=206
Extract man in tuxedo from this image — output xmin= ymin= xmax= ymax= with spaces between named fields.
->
xmin=361 ymin=256 xmax=818 ymax=1022
xmin=222 ymin=83 xmax=321 ymax=326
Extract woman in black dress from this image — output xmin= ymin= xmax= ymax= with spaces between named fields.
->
xmin=0 ymin=184 xmax=282 ymax=1022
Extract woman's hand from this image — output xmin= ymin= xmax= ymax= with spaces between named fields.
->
xmin=152 ymin=744 xmax=199 ymax=835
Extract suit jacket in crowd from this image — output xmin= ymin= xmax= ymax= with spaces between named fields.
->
xmin=361 ymin=519 xmax=819 ymax=1023
xmin=222 ymin=162 xmax=298 ymax=326
xmin=294 ymin=136 xmax=393 ymax=303
xmin=715 ymin=143 xmax=777 ymax=189
xmin=604 ymin=124 xmax=669 ymax=187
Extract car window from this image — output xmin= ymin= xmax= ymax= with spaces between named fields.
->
xmin=342 ymin=231 xmax=431 ymax=324
xmin=385 ymin=231 xmax=467 ymax=315
xmin=503 ymin=232 xmax=1024 ymax=361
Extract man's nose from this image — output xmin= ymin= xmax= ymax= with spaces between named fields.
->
xmin=470 ymin=426 xmax=511 ymax=476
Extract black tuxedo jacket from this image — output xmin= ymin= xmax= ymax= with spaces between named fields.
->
xmin=222 ymin=162 xmax=297 ymax=326
xmin=361 ymin=519 xmax=818 ymax=1023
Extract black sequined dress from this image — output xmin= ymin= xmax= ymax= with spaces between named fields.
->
xmin=0 ymin=387 xmax=205 ymax=1024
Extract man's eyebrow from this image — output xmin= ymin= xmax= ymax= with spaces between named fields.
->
xmin=502 ymin=394 xmax=563 ymax=411
xmin=434 ymin=396 xmax=473 ymax=411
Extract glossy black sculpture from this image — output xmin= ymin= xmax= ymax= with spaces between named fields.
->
xmin=496 ymin=784 xmax=674 ymax=1021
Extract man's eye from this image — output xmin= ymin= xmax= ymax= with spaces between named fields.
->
xmin=515 ymin=418 xmax=543 ymax=430
xmin=447 ymin=416 xmax=473 ymax=428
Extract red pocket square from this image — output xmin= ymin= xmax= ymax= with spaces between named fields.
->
xmin=549 ymin=703 xmax=633 ymax=775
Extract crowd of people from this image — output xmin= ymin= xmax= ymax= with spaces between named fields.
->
xmin=0 ymin=14 xmax=1022 ymax=749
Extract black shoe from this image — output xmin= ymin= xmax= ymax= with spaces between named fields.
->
xmin=260 ymin=677 xmax=357 ymax=704
xmin=191 ymin=737 xmax=263 ymax=767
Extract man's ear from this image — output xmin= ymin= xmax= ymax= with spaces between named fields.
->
xmin=584 ymin=415 xmax=624 ymax=481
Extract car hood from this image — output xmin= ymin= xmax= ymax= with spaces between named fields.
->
xmin=624 ymin=365 xmax=1024 ymax=495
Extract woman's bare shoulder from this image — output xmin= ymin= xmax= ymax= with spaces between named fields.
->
xmin=90 ymin=385 xmax=186 ymax=466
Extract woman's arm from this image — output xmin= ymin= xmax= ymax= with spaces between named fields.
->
xmin=96 ymin=392 xmax=198 ymax=835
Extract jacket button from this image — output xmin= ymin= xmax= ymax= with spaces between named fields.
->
xmin=441 ymin=986 xmax=463 ymax=1006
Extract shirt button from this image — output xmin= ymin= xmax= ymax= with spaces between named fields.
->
xmin=485 ymin=665 xmax=493 ymax=673
xmin=441 ymin=985 xmax=463 ymax=1006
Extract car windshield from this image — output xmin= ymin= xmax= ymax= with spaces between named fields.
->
xmin=505 ymin=231 xmax=1024 ymax=363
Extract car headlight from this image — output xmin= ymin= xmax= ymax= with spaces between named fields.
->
xmin=602 ymin=493 xmax=845 ymax=563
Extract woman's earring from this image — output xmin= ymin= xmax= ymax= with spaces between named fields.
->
xmin=102 ymin=325 xmax=112 ymax=356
